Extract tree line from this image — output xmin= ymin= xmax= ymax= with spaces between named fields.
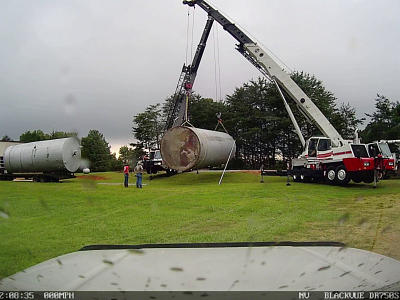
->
xmin=133 ymin=71 xmax=400 ymax=169
xmin=3 ymin=71 xmax=398 ymax=172
xmin=1 ymin=130 xmax=77 ymax=143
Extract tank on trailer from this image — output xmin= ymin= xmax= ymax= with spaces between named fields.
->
xmin=4 ymin=137 xmax=81 ymax=181
xmin=161 ymin=126 xmax=236 ymax=172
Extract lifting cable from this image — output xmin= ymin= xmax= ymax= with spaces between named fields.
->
xmin=183 ymin=6 xmax=195 ymax=129
xmin=190 ymin=6 xmax=196 ymax=63
xmin=185 ymin=6 xmax=196 ymax=65
xmin=185 ymin=7 xmax=190 ymax=65
xmin=212 ymin=25 xmax=222 ymax=102
xmin=213 ymin=27 xmax=221 ymax=101
xmin=212 ymin=26 xmax=218 ymax=102
xmin=216 ymin=26 xmax=222 ymax=102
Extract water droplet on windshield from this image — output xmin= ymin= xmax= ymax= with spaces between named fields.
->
xmin=279 ymin=285 xmax=288 ymax=289
xmin=102 ymin=259 xmax=114 ymax=265
xmin=318 ymin=265 xmax=331 ymax=271
xmin=128 ymin=249 xmax=145 ymax=255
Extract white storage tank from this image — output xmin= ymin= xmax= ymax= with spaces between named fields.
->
xmin=160 ymin=126 xmax=236 ymax=172
xmin=4 ymin=137 xmax=81 ymax=174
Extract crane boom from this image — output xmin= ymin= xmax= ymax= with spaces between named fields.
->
xmin=183 ymin=0 xmax=345 ymax=147
xmin=165 ymin=15 xmax=214 ymax=130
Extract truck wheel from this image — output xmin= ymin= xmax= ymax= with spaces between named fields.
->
xmin=352 ymin=175 xmax=362 ymax=183
xmin=300 ymin=174 xmax=312 ymax=183
xmin=363 ymin=171 xmax=374 ymax=183
xmin=335 ymin=165 xmax=350 ymax=185
xmin=166 ymin=169 xmax=176 ymax=176
xmin=326 ymin=167 xmax=336 ymax=185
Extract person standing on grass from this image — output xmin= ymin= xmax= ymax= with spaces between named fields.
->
xmin=135 ymin=162 xmax=144 ymax=188
xmin=123 ymin=163 xmax=129 ymax=188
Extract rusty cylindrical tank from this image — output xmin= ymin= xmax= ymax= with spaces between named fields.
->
xmin=4 ymin=137 xmax=81 ymax=173
xmin=160 ymin=126 xmax=236 ymax=172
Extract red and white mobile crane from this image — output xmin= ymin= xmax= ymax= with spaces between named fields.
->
xmin=183 ymin=0 xmax=395 ymax=185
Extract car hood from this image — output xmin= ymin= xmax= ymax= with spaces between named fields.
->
xmin=1 ymin=242 xmax=399 ymax=291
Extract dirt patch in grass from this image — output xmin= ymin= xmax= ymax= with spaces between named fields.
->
xmin=76 ymin=175 xmax=108 ymax=181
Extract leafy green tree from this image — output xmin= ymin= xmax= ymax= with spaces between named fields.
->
xmin=1 ymin=135 xmax=11 ymax=142
xmin=225 ymin=77 xmax=284 ymax=168
xmin=331 ymin=103 xmax=364 ymax=140
xmin=81 ymin=130 xmax=113 ymax=172
xmin=19 ymin=130 xmax=48 ymax=142
xmin=19 ymin=130 xmax=77 ymax=142
xmin=49 ymin=131 xmax=77 ymax=139
xmin=161 ymin=94 xmax=177 ymax=128
xmin=161 ymin=93 xmax=228 ymax=131
xmin=132 ymin=104 xmax=163 ymax=149
xmin=118 ymin=146 xmax=135 ymax=164
xmin=129 ymin=142 xmax=146 ymax=164
xmin=361 ymin=94 xmax=400 ymax=143
xmin=188 ymin=95 xmax=228 ymax=130
xmin=110 ymin=153 xmax=123 ymax=171
xmin=288 ymin=71 xmax=362 ymax=140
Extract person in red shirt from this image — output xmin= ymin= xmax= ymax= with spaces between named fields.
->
xmin=123 ymin=163 xmax=129 ymax=188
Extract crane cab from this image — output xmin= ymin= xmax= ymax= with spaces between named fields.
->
xmin=367 ymin=142 xmax=392 ymax=158
xmin=367 ymin=142 xmax=396 ymax=175
xmin=302 ymin=137 xmax=332 ymax=159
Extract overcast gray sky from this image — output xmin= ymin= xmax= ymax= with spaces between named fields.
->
xmin=0 ymin=0 xmax=399 ymax=153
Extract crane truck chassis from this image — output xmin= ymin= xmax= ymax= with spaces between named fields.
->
xmin=291 ymin=138 xmax=395 ymax=185
xmin=183 ymin=0 xmax=395 ymax=186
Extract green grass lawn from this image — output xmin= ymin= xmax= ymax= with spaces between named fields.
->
xmin=1 ymin=171 xmax=400 ymax=278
